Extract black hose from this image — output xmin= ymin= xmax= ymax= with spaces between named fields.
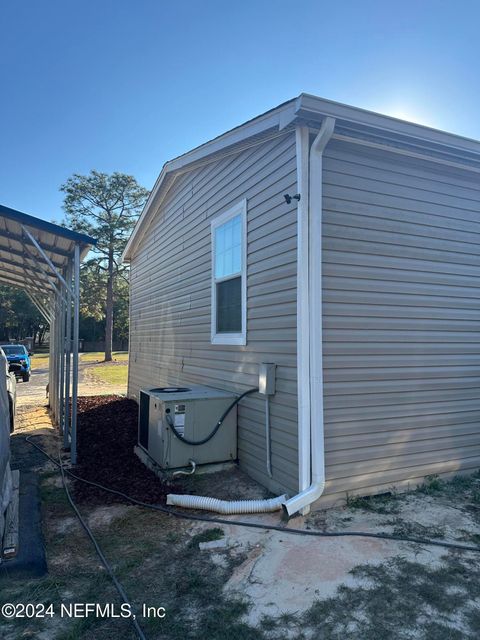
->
xmin=165 ymin=387 xmax=258 ymax=446
xmin=26 ymin=435 xmax=480 ymax=554
xmin=47 ymin=444 xmax=148 ymax=640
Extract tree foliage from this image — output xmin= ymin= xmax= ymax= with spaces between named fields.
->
xmin=0 ymin=286 xmax=47 ymax=345
xmin=79 ymin=265 xmax=130 ymax=343
xmin=61 ymin=171 xmax=149 ymax=360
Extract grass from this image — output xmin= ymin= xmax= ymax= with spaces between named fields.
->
xmin=189 ymin=527 xmax=224 ymax=548
xmin=345 ymin=471 xmax=480 ymax=517
xmin=417 ymin=473 xmax=445 ymax=495
xmin=387 ymin=518 xmax=447 ymax=540
xmin=345 ymin=491 xmax=401 ymax=514
xmin=5 ymin=421 xmax=480 ymax=640
xmin=416 ymin=472 xmax=480 ymax=499
xmin=81 ymin=351 xmax=129 ymax=387
xmin=8 ymin=468 xmax=480 ymax=640
xmin=299 ymin=553 xmax=480 ymax=640
xmin=0 ymin=469 xmax=258 ymax=640
xmin=31 ymin=352 xmax=50 ymax=369
xmin=254 ymin=553 xmax=480 ymax=640
xmin=87 ymin=365 xmax=128 ymax=387
xmin=80 ymin=351 xmax=129 ymax=363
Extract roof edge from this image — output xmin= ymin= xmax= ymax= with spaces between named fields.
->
xmin=295 ymin=93 xmax=480 ymax=157
xmin=123 ymin=93 xmax=480 ymax=261
xmin=0 ymin=204 xmax=97 ymax=247
xmin=122 ymin=98 xmax=297 ymax=261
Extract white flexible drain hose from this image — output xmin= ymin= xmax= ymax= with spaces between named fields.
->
xmin=166 ymin=493 xmax=288 ymax=514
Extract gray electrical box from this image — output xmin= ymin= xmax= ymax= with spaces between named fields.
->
xmin=258 ymin=363 xmax=276 ymax=395
xmin=138 ymin=385 xmax=238 ymax=469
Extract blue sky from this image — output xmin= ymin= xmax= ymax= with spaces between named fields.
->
xmin=1 ymin=0 xmax=479 ymax=222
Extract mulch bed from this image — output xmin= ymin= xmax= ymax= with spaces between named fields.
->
xmin=74 ymin=395 xmax=182 ymax=505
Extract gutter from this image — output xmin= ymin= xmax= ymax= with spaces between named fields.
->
xmin=282 ymin=116 xmax=336 ymax=517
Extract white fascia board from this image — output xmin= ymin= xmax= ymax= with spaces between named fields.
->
xmin=122 ymin=163 xmax=169 ymax=262
xmin=295 ymin=94 xmax=480 ymax=158
xmin=167 ymin=105 xmax=295 ymax=172
xmin=122 ymin=100 xmax=297 ymax=262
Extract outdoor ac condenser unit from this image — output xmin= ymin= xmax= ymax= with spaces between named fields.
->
xmin=137 ymin=385 xmax=238 ymax=469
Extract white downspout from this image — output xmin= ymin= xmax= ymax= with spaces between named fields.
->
xmin=282 ymin=116 xmax=336 ymax=517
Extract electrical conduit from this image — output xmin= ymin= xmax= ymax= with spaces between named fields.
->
xmin=166 ymin=387 xmax=285 ymax=513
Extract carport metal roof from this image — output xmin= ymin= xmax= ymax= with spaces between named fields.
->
xmin=0 ymin=203 xmax=96 ymax=463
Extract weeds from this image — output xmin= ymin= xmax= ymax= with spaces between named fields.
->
xmin=387 ymin=518 xmax=446 ymax=540
xmin=236 ymin=545 xmax=480 ymax=640
xmin=189 ymin=527 xmax=225 ymax=548
xmin=6 ymin=434 xmax=480 ymax=640
xmin=417 ymin=471 xmax=480 ymax=499
xmin=417 ymin=474 xmax=445 ymax=495
xmin=457 ymin=529 xmax=480 ymax=545
xmin=300 ymin=553 xmax=480 ymax=640
xmin=345 ymin=491 xmax=401 ymax=514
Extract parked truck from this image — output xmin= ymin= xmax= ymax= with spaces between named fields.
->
xmin=0 ymin=350 xmax=13 ymax=548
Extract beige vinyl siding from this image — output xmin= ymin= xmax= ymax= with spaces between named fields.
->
xmin=320 ymin=139 xmax=480 ymax=503
xmin=128 ymin=131 xmax=299 ymax=494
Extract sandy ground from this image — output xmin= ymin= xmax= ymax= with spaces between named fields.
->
xmin=219 ymin=504 xmax=461 ymax=624
xmin=12 ymin=387 xmax=480 ymax=631
xmin=8 ymin=369 xmax=480 ymax=637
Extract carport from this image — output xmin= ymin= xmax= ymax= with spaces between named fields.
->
xmin=0 ymin=204 xmax=95 ymax=462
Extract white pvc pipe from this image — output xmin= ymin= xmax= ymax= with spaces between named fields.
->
xmin=265 ymin=396 xmax=272 ymax=478
xmin=166 ymin=493 xmax=287 ymax=515
xmin=282 ymin=116 xmax=336 ymax=518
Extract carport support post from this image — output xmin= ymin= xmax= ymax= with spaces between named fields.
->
xmin=50 ymin=294 xmax=57 ymax=421
xmin=48 ymin=293 xmax=53 ymax=412
xmin=63 ymin=261 xmax=73 ymax=449
xmin=55 ymin=290 xmax=63 ymax=424
xmin=71 ymin=244 xmax=80 ymax=464
xmin=59 ymin=287 xmax=66 ymax=435
xmin=56 ymin=293 xmax=61 ymax=421
xmin=54 ymin=292 xmax=61 ymax=423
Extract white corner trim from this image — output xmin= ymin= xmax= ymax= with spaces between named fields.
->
xmin=210 ymin=200 xmax=247 ymax=346
xmin=282 ymin=117 xmax=336 ymax=517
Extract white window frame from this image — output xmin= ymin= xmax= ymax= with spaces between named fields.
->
xmin=210 ymin=199 xmax=247 ymax=346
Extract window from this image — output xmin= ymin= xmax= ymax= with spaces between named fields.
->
xmin=211 ymin=200 xmax=247 ymax=345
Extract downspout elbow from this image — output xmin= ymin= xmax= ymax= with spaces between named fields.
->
xmin=282 ymin=480 xmax=326 ymax=518
xmin=311 ymin=116 xmax=336 ymax=155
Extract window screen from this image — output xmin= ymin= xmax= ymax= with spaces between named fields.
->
xmin=216 ymin=276 xmax=242 ymax=332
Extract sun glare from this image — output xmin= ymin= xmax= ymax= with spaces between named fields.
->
xmin=382 ymin=105 xmax=433 ymax=127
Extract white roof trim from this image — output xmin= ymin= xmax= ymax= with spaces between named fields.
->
xmin=122 ymin=100 xmax=296 ymax=261
xmin=123 ymin=93 xmax=480 ymax=261
xmin=296 ymin=94 xmax=480 ymax=156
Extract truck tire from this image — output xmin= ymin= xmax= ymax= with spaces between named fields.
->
xmin=9 ymin=396 xmax=14 ymax=433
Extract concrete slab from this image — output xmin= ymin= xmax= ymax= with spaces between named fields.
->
xmin=220 ymin=491 xmax=459 ymax=625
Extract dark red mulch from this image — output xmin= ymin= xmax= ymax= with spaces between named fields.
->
xmin=74 ymin=395 xmax=183 ymax=505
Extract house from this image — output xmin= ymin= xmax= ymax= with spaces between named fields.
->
xmin=123 ymin=94 xmax=480 ymax=514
